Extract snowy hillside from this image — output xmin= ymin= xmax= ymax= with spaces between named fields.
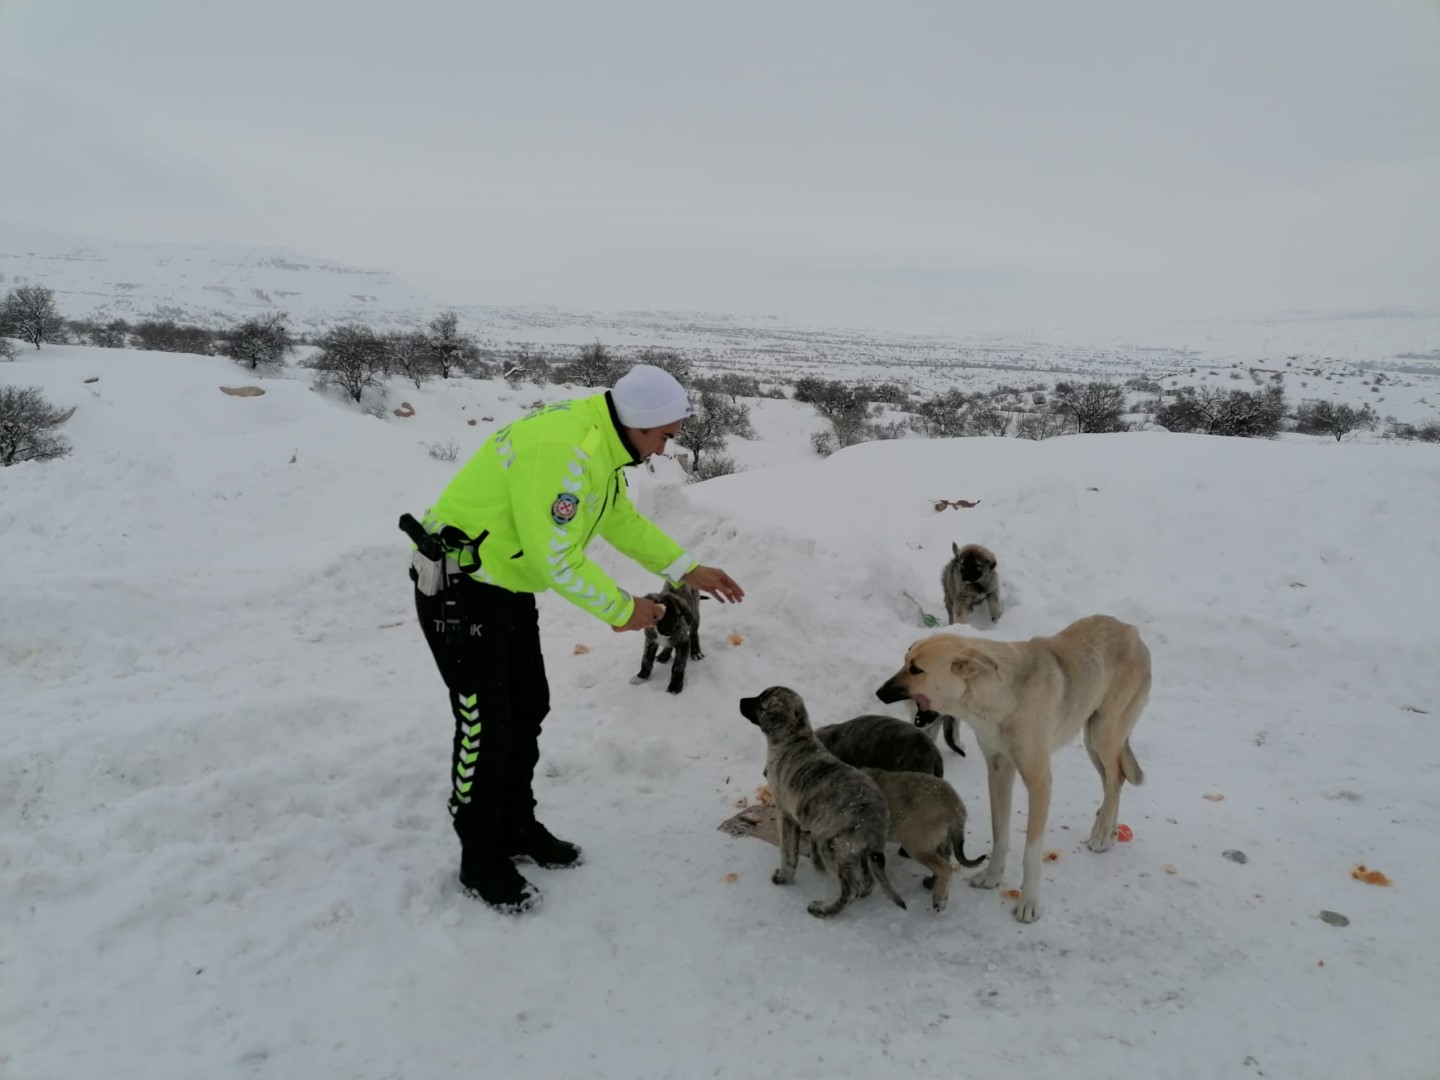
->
xmin=3 ymin=347 xmax=1439 ymax=1079
xmin=0 ymin=222 xmax=441 ymax=333
xmin=6 ymin=224 xmax=1440 ymax=403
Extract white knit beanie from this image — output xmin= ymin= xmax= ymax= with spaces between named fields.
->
xmin=611 ymin=365 xmax=691 ymax=429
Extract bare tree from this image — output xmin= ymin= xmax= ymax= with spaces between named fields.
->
xmin=1014 ymin=409 xmax=1073 ymax=440
xmin=692 ymin=453 xmax=738 ymax=481
xmin=634 ymin=347 xmax=693 ymax=386
xmin=966 ymin=405 xmax=1011 ymax=437
xmin=1156 ymin=385 xmax=1284 ymax=438
xmin=309 ymin=324 xmax=389 ymax=403
xmin=132 ymin=320 xmax=216 ymax=354
xmin=674 ymin=389 xmax=752 ymax=470
xmin=827 ymin=401 xmax=870 ymax=449
xmin=91 ymin=319 xmax=130 ymax=348
xmin=910 ymin=390 xmax=970 ymax=437
xmin=713 ymin=372 xmax=760 ymax=402
xmin=557 ymin=341 xmax=623 ymax=387
xmin=0 ymin=385 xmax=74 ymax=465
xmin=0 ymin=337 xmax=18 ymax=362
xmin=1050 ymin=381 xmax=1128 ymax=433
xmin=425 ymin=310 xmax=480 ymax=379
xmin=1294 ymin=399 xmax=1376 ymax=441
xmin=0 ymin=286 xmax=66 ymax=349
xmin=224 ymin=312 xmax=294 ymax=370
xmin=385 ymin=330 xmax=437 ymax=389
xmin=503 ymin=345 xmax=554 ymax=386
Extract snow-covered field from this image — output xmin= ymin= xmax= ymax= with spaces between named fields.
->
xmin=6 ymin=224 xmax=1440 ymax=409
xmin=3 ymin=346 xmax=1439 ymax=1079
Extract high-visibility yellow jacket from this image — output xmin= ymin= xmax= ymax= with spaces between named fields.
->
xmin=423 ymin=391 xmax=695 ymax=626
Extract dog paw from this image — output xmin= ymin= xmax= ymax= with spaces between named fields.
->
xmin=1087 ymin=828 xmax=1116 ymax=853
xmin=806 ymin=901 xmax=837 ymax=918
xmin=969 ymin=867 xmax=1004 ymax=890
xmin=771 ymin=869 xmax=794 ymax=886
xmin=692 ymin=650 xmax=704 ymax=660
xmin=932 ymin=897 xmax=948 ymax=913
xmin=666 ymin=684 xmax=683 ymax=695
xmin=922 ymin=874 xmax=936 ymax=890
xmin=629 ymin=674 xmax=647 ymax=685
xmin=1013 ymin=895 xmax=1042 ymax=923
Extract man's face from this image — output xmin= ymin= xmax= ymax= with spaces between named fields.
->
xmin=630 ymin=420 xmax=684 ymax=460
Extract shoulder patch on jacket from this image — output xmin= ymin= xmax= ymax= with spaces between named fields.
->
xmin=551 ymin=492 xmax=580 ymax=526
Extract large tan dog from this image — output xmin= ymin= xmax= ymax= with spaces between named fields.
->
xmin=876 ymin=615 xmax=1151 ymax=923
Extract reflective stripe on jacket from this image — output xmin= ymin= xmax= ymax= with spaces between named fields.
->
xmin=424 ymin=391 xmax=695 ymax=626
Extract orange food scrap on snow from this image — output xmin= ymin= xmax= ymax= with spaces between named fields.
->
xmin=755 ymin=785 xmax=774 ymax=807
xmin=734 ymin=796 xmax=749 ymax=809
xmin=1202 ymin=793 xmax=1225 ymax=802
xmin=723 ymin=873 xmax=739 ymax=884
xmin=572 ymin=644 xmax=591 ymax=655
xmin=1043 ymin=850 xmax=1060 ymax=862
xmin=1002 ymin=889 xmax=1021 ymax=900
xmin=1351 ymin=864 xmax=1392 ymax=886
xmin=727 ymin=633 xmax=745 ymax=647
xmin=1116 ymin=824 xmax=1134 ymax=842
xmin=1163 ymin=864 xmax=1178 ymax=875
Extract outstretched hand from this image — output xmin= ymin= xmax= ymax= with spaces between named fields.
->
xmin=612 ymin=597 xmax=667 ymax=633
xmin=683 ymin=565 xmax=745 ymax=604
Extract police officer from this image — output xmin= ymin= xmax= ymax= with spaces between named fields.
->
xmin=410 ymin=365 xmax=745 ymax=912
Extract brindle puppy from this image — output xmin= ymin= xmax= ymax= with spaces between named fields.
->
xmin=740 ymin=686 xmax=906 ymax=918
xmin=630 ymin=581 xmax=702 ymax=694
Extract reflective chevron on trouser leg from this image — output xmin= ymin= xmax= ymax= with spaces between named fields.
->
xmin=450 ymin=692 xmax=481 ymax=815
xmin=412 ymin=567 xmax=550 ymax=910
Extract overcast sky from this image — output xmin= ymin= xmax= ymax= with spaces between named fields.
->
xmin=1 ymin=0 xmax=1437 ymax=333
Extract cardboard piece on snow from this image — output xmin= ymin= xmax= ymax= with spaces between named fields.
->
xmin=717 ymin=803 xmax=779 ymax=846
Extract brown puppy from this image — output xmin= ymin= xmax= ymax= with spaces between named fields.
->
xmin=876 ymin=615 xmax=1150 ymax=923
xmin=863 ymin=768 xmax=985 ymax=912
xmin=941 ymin=542 xmax=1002 ymax=625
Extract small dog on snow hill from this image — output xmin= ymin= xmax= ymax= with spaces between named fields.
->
xmin=630 ymin=581 xmax=703 ymax=694
xmin=941 ymin=542 xmax=1002 ymax=626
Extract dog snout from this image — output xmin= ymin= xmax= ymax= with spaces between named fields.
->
xmin=875 ymin=677 xmax=908 ymax=705
xmin=739 ymin=696 xmax=760 ymax=723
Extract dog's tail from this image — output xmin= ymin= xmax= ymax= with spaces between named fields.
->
xmin=867 ymin=851 xmax=907 ymax=910
xmin=942 ymin=715 xmax=966 ymax=757
xmin=950 ymin=820 xmax=987 ymax=869
xmin=1120 ymin=741 xmax=1145 ymax=786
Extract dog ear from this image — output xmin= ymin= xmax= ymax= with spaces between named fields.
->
xmin=952 ymin=542 xmax=961 ymax=558
xmin=951 ymin=652 xmax=998 ymax=677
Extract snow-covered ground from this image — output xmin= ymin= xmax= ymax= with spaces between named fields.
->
xmin=3 ymin=346 xmax=1439 ymax=1079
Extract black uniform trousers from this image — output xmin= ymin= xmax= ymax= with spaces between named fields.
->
xmin=412 ymin=569 xmax=551 ymax=845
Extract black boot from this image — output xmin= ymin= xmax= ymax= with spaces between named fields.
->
xmin=506 ymin=819 xmax=583 ymax=868
xmin=459 ymin=840 xmax=542 ymax=913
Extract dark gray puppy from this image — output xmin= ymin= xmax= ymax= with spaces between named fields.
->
xmin=630 ymin=581 xmax=702 ymax=694
xmin=814 ymin=714 xmax=944 ymax=777
xmin=941 ymin=542 xmax=1002 ymax=626
xmin=740 ymin=686 xmax=906 ymax=918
